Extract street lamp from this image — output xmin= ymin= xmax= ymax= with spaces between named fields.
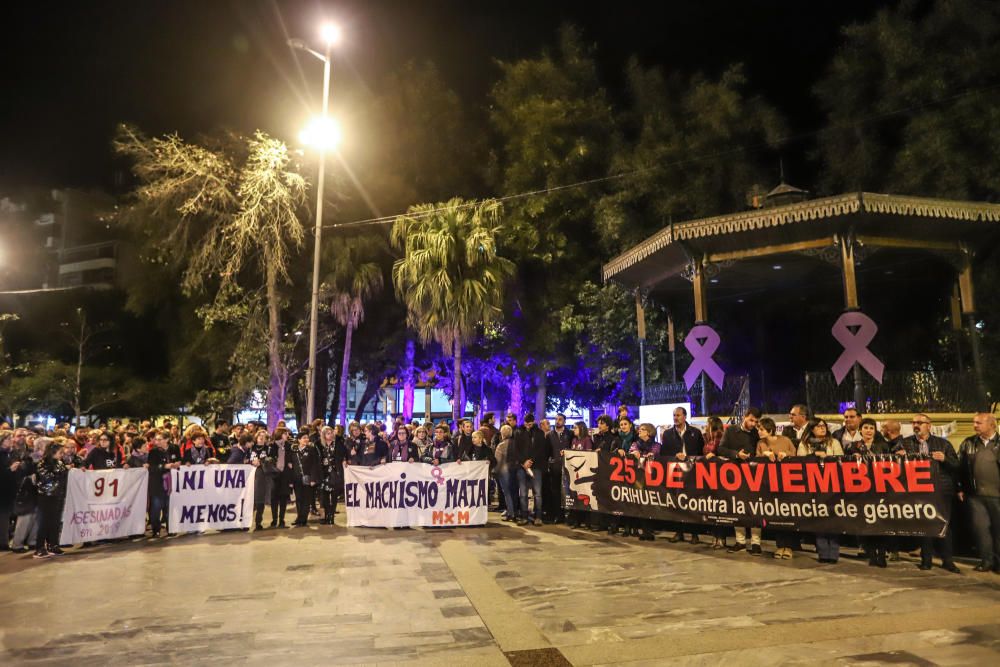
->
xmin=290 ymin=22 xmax=339 ymax=425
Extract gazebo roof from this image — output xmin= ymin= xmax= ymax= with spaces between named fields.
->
xmin=603 ymin=192 xmax=1000 ymax=290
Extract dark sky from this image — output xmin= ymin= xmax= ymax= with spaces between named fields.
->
xmin=1 ymin=0 xmax=892 ymax=190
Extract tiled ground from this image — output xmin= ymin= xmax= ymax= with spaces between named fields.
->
xmin=1 ymin=513 xmax=1000 ymax=666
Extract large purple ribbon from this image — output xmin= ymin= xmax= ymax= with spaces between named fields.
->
xmin=831 ymin=311 xmax=885 ymax=385
xmin=683 ymin=324 xmax=725 ymax=390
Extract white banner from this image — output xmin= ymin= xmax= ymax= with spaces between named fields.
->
xmin=168 ymin=465 xmax=255 ymax=533
xmin=344 ymin=461 xmax=489 ymax=528
xmin=60 ymin=468 xmax=149 ymax=544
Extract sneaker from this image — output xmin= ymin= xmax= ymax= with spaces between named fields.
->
xmin=49 ymin=547 xmax=65 ymax=556
xmin=749 ymin=544 xmax=762 ymax=556
xmin=727 ymin=543 xmax=746 ymax=553
xmin=533 ymin=518 xmax=542 ymax=526
xmin=32 ymin=551 xmax=50 ymax=559
xmin=516 ymin=518 xmax=528 ymax=525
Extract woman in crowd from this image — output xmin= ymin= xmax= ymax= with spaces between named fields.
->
xmin=564 ymin=421 xmax=593 ymax=529
xmin=846 ymin=417 xmax=890 ymax=567
xmin=85 ymin=431 xmax=122 ymax=470
xmin=618 ymin=416 xmax=637 ymax=456
xmin=126 ymin=437 xmax=148 ymax=468
xmin=345 ymin=422 xmax=365 ymax=465
xmin=630 ymin=423 xmax=661 ymax=540
xmin=181 ymin=426 xmax=216 ymax=465
xmin=703 ymin=416 xmax=724 ymax=457
xmin=290 ymin=432 xmax=320 ymax=527
xmin=249 ymin=429 xmax=277 ymax=530
xmin=388 ymin=424 xmax=420 ymax=463
xmin=467 ymin=430 xmax=495 ymax=465
xmin=33 ymin=439 xmax=67 ymax=559
xmin=357 ymin=423 xmax=388 ymax=465
xmin=317 ymin=425 xmax=347 ymax=524
xmin=756 ymin=417 xmax=797 ymax=558
xmin=422 ymin=424 xmax=455 ymax=465
xmin=412 ymin=425 xmax=430 ymax=458
xmin=798 ymin=418 xmax=844 ymax=563
xmin=494 ymin=424 xmax=518 ymax=521
xmin=272 ymin=427 xmax=294 ymax=528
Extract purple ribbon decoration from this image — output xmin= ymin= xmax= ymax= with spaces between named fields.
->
xmin=683 ymin=324 xmax=725 ymax=390
xmin=831 ymin=311 xmax=885 ymax=385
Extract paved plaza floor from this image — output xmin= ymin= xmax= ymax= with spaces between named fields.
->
xmin=2 ymin=513 xmax=1000 ymax=666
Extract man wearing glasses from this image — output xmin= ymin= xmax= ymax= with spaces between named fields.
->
xmin=900 ymin=414 xmax=960 ymax=573
xmin=781 ymin=405 xmax=809 ymax=444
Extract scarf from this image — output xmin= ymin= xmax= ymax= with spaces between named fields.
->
xmin=277 ymin=443 xmax=286 ymax=471
xmin=392 ymin=441 xmax=408 ymax=461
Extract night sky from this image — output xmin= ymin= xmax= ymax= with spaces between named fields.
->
xmin=1 ymin=0 xmax=890 ymax=190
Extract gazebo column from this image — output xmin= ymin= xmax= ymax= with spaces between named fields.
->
xmin=958 ymin=249 xmax=988 ymax=409
xmin=692 ymin=259 xmax=709 ymax=415
xmin=950 ymin=283 xmax=964 ymax=373
xmin=839 ymin=232 xmax=866 ymax=410
xmin=635 ymin=291 xmax=646 ymax=406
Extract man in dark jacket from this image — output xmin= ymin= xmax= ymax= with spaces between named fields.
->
xmin=899 ymin=414 xmax=960 ymax=572
xmin=516 ymin=414 xmax=548 ymax=526
xmin=454 ymin=420 xmax=475 ymax=461
xmin=782 ymin=404 xmax=809 ymax=445
xmin=545 ymin=414 xmax=574 ymax=523
xmin=147 ymin=429 xmax=181 ymax=537
xmin=957 ymin=413 xmax=1000 ymax=573
xmin=661 ymin=407 xmax=704 ymax=458
xmin=0 ymin=432 xmax=21 ymax=551
xmin=719 ymin=408 xmax=761 ymax=461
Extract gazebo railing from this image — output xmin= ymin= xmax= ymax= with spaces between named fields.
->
xmin=804 ymin=370 xmax=983 ymax=414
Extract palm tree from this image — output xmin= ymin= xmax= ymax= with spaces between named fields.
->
xmin=325 ymin=236 xmax=385 ymax=426
xmin=391 ymin=198 xmax=514 ymax=424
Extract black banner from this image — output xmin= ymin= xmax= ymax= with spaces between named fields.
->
xmin=562 ymin=451 xmax=949 ymax=537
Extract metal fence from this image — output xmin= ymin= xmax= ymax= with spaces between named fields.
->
xmin=645 ymin=375 xmax=750 ymax=421
xmin=804 ymin=370 xmax=984 ymax=414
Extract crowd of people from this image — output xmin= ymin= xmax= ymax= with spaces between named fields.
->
xmin=1 ymin=406 xmax=998 ymax=575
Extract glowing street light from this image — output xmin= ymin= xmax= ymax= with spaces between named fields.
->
xmin=299 ymin=116 xmax=342 ymax=151
xmin=320 ymin=23 xmax=342 ymax=45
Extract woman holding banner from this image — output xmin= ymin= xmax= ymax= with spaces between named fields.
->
xmin=631 ymin=424 xmax=661 ymax=541
xmin=389 ymin=425 xmax=419 ymax=463
xmin=422 ymin=424 xmax=455 ymax=465
xmin=798 ymin=419 xmax=844 ymax=563
xmin=846 ymin=417 xmax=890 ymax=568
xmin=592 ymin=415 xmax=623 ymax=534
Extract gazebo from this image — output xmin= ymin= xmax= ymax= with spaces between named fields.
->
xmin=603 ymin=190 xmax=1000 ymax=414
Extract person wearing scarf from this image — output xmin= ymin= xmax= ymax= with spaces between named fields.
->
xmin=845 ymin=418 xmax=890 ymax=568
xmin=630 ymin=423 xmax=661 ymax=541
xmin=249 ymin=430 xmax=277 ymax=530
xmin=317 ymin=426 xmax=348 ymax=524
xmin=389 ymin=425 xmax=419 ymax=463
xmin=422 ymin=425 xmax=455 ymax=465
xmin=271 ymin=427 xmax=294 ymax=528
xmin=290 ymin=432 xmax=321 ymax=527
xmin=798 ymin=419 xmax=844 ymax=563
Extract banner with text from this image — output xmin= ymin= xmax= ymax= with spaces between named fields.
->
xmin=344 ymin=461 xmax=489 ymax=528
xmin=563 ymin=451 xmax=950 ymax=537
xmin=168 ymin=465 xmax=255 ymax=533
xmin=60 ymin=468 xmax=149 ymax=544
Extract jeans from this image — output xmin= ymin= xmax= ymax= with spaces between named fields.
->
xmin=12 ymin=509 xmax=40 ymax=549
xmin=815 ymin=534 xmax=840 ymax=561
xmin=495 ymin=469 xmax=518 ymax=518
xmin=149 ymin=494 xmax=168 ymax=535
xmin=967 ymin=495 xmax=1000 ymax=565
xmin=518 ymin=466 xmax=543 ymax=521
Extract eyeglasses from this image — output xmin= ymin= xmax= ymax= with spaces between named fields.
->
xmin=911 ymin=421 xmax=929 ymax=425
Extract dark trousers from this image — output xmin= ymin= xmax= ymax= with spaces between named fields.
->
xmin=254 ymin=503 xmax=266 ymax=528
xmin=35 ymin=495 xmax=63 ymax=552
xmin=0 ymin=509 xmax=10 ymax=549
xmin=544 ymin=463 xmax=564 ymax=522
xmin=922 ymin=496 xmax=956 ymax=565
xmin=968 ymin=495 xmax=1000 ymax=565
xmin=149 ymin=494 xmax=168 ymax=534
xmin=270 ymin=497 xmax=288 ymax=525
xmin=293 ymin=483 xmax=315 ymax=525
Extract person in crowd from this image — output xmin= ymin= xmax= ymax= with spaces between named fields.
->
xmin=211 ymin=420 xmax=232 ymax=464
xmin=545 ymin=413 xmax=573 ymax=524
xmin=494 ymin=424 xmax=518 ymax=521
xmin=182 ymin=426 xmax=216 ymax=465
xmin=290 ymin=432 xmax=320 ymax=527
xmin=272 ymin=427 xmax=294 ymax=528
xmin=33 ymin=439 xmax=67 ymax=558
xmin=618 ymin=416 xmax=637 ymax=455
xmin=358 ymin=424 xmax=388 ymax=466
xmin=412 ymin=425 xmax=430 ymax=458
xmin=592 ymin=415 xmax=624 ymax=534
xmin=722 ymin=408 xmax=764 ymax=554
xmin=468 ymin=429 xmax=495 ymax=465
xmin=845 ymin=417 xmax=890 ymax=567
xmin=345 ymin=422 xmax=365 ymax=464
xmin=897 ymin=414 xmax=961 ymax=573
xmin=317 ymin=425 xmax=347 ymax=524
xmin=146 ymin=429 xmax=181 ymax=537
xmin=661 ymin=406 xmax=705 ymax=544
xmin=389 ymin=424 xmax=420 ymax=463
xmin=957 ymin=412 xmax=1000 ymax=573
xmin=422 ymin=424 xmax=455 ymax=465
xmin=126 ymin=437 xmax=148 ymax=468
xmin=703 ymin=416 xmax=724 ymax=461
xmin=10 ymin=445 xmax=39 ymax=553
xmin=833 ymin=408 xmax=885 ymax=447
xmin=248 ymin=429 xmax=276 ymax=531
xmin=631 ymin=423 xmax=661 ymax=541
xmin=617 ymin=405 xmax=630 ymax=422
xmin=881 ymin=420 xmax=903 ymax=450
xmin=782 ymin=405 xmax=810 ymax=444
xmin=799 ymin=418 xmax=844 ymax=563
xmin=480 ymin=413 xmax=499 ymax=449
xmin=454 ymin=419 xmax=475 ymax=461
xmin=755 ymin=417 xmax=797 ymax=559
xmin=0 ymin=429 xmax=21 ymax=551
xmin=516 ymin=414 xmax=548 ymax=527
xmin=539 ymin=419 xmax=551 ymax=437
xmin=85 ymin=431 xmax=123 ymax=470
xmin=227 ymin=433 xmax=252 ymax=464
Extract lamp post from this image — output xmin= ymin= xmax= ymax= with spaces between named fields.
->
xmin=290 ymin=23 xmax=341 ymax=424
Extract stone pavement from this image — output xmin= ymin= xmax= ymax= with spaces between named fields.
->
xmin=2 ymin=513 xmax=1000 ymax=666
